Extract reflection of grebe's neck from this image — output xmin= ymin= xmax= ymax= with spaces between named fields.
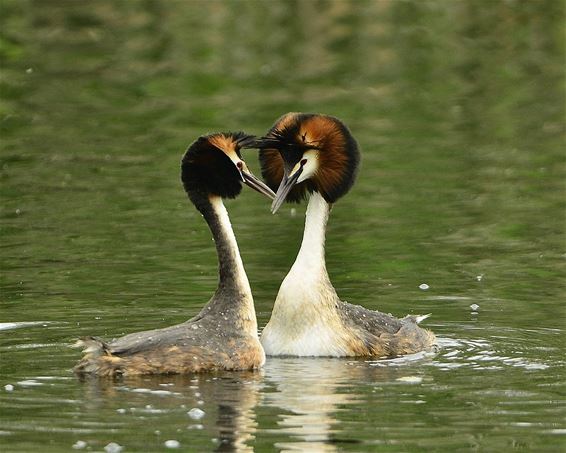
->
xmin=188 ymin=191 xmax=256 ymax=335
xmin=264 ymin=359 xmax=357 ymax=451
xmin=290 ymin=192 xmax=331 ymax=280
xmin=214 ymin=373 xmax=262 ymax=452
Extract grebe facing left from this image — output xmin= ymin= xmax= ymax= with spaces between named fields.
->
xmin=74 ymin=133 xmax=274 ymax=376
xmin=255 ymin=113 xmax=436 ymax=358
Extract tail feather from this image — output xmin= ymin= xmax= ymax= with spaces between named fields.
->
xmin=403 ymin=313 xmax=431 ymax=325
xmin=73 ymin=336 xmax=112 ymax=357
xmin=73 ymin=336 xmax=124 ymax=376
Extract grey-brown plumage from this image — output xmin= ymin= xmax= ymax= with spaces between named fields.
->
xmin=337 ymin=302 xmax=436 ymax=358
xmin=74 ymin=133 xmax=274 ymax=376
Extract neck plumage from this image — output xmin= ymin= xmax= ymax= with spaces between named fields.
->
xmin=188 ymin=191 xmax=257 ymax=334
xmin=290 ymin=192 xmax=333 ymax=285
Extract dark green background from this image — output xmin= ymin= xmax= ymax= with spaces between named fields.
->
xmin=1 ymin=1 xmax=564 ymax=451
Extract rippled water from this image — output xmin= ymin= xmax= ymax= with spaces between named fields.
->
xmin=1 ymin=1 xmax=564 ymax=451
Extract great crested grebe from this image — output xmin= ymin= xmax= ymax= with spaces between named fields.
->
xmin=255 ymin=113 xmax=436 ymax=358
xmin=74 ymin=133 xmax=274 ymax=376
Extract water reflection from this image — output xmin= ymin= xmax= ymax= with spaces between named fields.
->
xmin=75 ymin=372 xmax=262 ymax=452
xmin=264 ymin=358 xmax=355 ymax=451
xmin=263 ymin=357 xmax=424 ymax=451
xmin=0 ymin=0 xmax=564 ymax=450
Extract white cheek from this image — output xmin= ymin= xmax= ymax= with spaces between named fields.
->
xmin=297 ymin=151 xmax=319 ymax=183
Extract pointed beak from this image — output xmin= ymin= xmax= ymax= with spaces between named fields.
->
xmin=239 ymin=162 xmax=276 ymax=200
xmin=271 ymin=162 xmax=303 ymax=214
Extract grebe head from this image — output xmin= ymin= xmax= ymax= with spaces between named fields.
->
xmin=254 ymin=113 xmax=360 ymax=213
xmin=182 ymin=132 xmax=275 ymax=200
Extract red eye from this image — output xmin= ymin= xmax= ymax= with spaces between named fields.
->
xmin=301 ymin=159 xmax=307 ymax=166
xmin=236 ymin=161 xmax=243 ymax=169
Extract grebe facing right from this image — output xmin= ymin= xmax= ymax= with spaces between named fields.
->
xmin=255 ymin=113 xmax=436 ymax=358
xmin=74 ymin=133 xmax=274 ymax=376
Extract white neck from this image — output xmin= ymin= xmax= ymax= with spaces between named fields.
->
xmin=291 ymin=192 xmax=331 ymax=277
xmin=209 ymin=196 xmax=252 ymax=295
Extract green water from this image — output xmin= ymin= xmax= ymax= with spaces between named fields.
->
xmin=1 ymin=1 xmax=564 ymax=451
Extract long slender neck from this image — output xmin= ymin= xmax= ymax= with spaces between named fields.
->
xmin=291 ymin=191 xmax=331 ymax=279
xmin=188 ymin=191 xmax=256 ymax=333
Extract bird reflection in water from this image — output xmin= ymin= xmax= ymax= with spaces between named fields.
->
xmin=77 ymin=371 xmax=262 ymax=452
xmin=263 ymin=358 xmax=370 ymax=452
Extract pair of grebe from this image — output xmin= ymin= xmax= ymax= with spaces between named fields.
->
xmin=75 ymin=114 xmax=435 ymax=376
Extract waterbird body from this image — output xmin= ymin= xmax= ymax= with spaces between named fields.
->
xmin=255 ymin=113 xmax=436 ymax=358
xmin=74 ymin=133 xmax=274 ymax=376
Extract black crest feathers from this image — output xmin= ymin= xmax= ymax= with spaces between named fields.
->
xmin=181 ymin=132 xmax=253 ymax=199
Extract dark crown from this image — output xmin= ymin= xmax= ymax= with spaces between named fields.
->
xmin=181 ymin=132 xmax=253 ymax=199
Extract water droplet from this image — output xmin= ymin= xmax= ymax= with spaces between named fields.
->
xmin=72 ymin=440 xmax=87 ymax=450
xmin=116 ymin=408 xmax=126 ymax=414
xmin=165 ymin=440 xmax=180 ymax=449
xmin=419 ymin=283 xmax=429 ymax=290
xmin=187 ymin=407 xmax=205 ymax=420
xmin=470 ymin=304 xmax=480 ymax=311
xmin=4 ymin=384 xmax=14 ymax=392
xmin=104 ymin=442 xmax=123 ymax=453
xmin=26 ymin=68 xmax=33 ymax=74
xmin=476 ymin=275 xmax=483 ymax=281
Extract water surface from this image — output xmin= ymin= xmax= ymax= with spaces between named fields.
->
xmin=1 ymin=1 xmax=564 ymax=451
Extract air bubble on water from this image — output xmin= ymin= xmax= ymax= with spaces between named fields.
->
xmin=187 ymin=407 xmax=205 ymax=419
xmin=419 ymin=283 xmax=429 ymax=290
xmin=396 ymin=376 xmax=423 ymax=384
xmin=476 ymin=275 xmax=483 ymax=281
xmin=470 ymin=304 xmax=480 ymax=311
xmin=165 ymin=440 xmax=180 ymax=449
xmin=104 ymin=442 xmax=123 ymax=453
xmin=116 ymin=408 xmax=126 ymax=414
xmin=4 ymin=384 xmax=14 ymax=392
xmin=187 ymin=424 xmax=203 ymax=430
xmin=194 ymin=392 xmax=201 ymax=397
xmin=72 ymin=440 xmax=87 ymax=449
xmin=197 ymin=400 xmax=204 ymax=406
